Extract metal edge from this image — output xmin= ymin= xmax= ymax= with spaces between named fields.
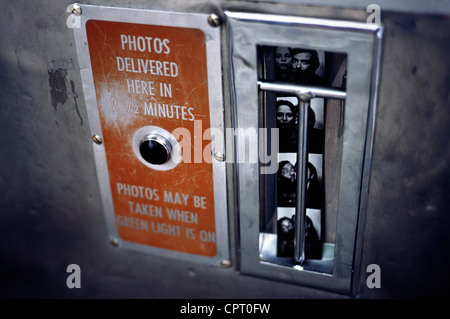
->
xmin=240 ymin=0 xmax=450 ymax=16
xmin=224 ymin=16 xmax=244 ymax=272
xmin=350 ymin=26 xmax=384 ymax=296
xmin=224 ymin=10 xmax=380 ymax=33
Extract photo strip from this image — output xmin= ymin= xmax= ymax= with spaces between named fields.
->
xmin=259 ymin=45 xmax=329 ymax=263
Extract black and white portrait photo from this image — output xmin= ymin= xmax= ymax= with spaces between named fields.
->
xmin=276 ymin=98 xmax=298 ymax=153
xmin=290 ymin=48 xmax=324 ymax=85
xmin=274 ymin=46 xmax=293 ymax=81
xmin=276 ymin=153 xmax=323 ymax=209
xmin=276 ymin=207 xmax=322 ymax=259
xmin=277 ymin=155 xmax=297 ymax=207
xmin=276 ymin=96 xmax=324 ymax=154
xmin=270 ymin=46 xmax=325 ymax=85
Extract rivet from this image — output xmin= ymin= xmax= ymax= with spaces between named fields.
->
xmin=208 ymin=13 xmax=221 ymax=27
xmin=221 ymin=259 xmax=231 ymax=268
xmin=110 ymin=238 xmax=119 ymax=247
xmin=92 ymin=134 xmax=103 ymax=145
xmin=70 ymin=3 xmax=82 ymax=16
xmin=214 ymin=152 xmax=226 ymax=162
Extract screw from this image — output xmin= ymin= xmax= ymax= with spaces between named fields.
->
xmin=110 ymin=238 xmax=119 ymax=247
xmin=221 ymin=259 xmax=231 ymax=268
xmin=92 ymin=134 xmax=103 ymax=145
xmin=214 ymin=152 xmax=226 ymax=162
xmin=208 ymin=13 xmax=221 ymax=27
xmin=71 ymin=3 xmax=82 ymax=16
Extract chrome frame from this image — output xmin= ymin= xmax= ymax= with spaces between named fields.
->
xmin=72 ymin=5 xmax=229 ymax=266
xmin=226 ymin=11 xmax=382 ymax=294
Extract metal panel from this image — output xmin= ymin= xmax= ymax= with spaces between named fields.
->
xmin=226 ymin=11 xmax=382 ymax=294
xmin=73 ymin=4 xmax=229 ymax=266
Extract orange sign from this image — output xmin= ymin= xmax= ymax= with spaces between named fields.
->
xmin=86 ymin=20 xmax=216 ymax=256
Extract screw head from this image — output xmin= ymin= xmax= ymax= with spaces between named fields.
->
xmin=110 ymin=238 xmax=119 ymax=247
xmin=214 ymin=152 xmax=226 ymax=162
xmin=208 ymin=13 xmax=221 ymax=27
xmin=92 ymin=134 xmax=103 ymax=145
xmin=71 ymin=3 xmax=82 ymax=16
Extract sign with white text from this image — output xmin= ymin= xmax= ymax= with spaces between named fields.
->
xmin=86 ymin=19 xmax=217 ymax=257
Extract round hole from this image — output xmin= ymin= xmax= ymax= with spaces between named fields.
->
xmin=139 ymin=135 xmax=172 ymax=165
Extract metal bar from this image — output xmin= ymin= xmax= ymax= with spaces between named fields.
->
xmin=225 ymin=11 xmax=381 ymax=33
xmin=258 ymin=81 xmax=346 ymax=264
xmin=257 ymin=81 xmax=347 ymax=101
xmin=295 ymin=99 xmax=309 ymax=263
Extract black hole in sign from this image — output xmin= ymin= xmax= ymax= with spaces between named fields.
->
xmin=139 ymin=139 xmax=170 ymax=165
